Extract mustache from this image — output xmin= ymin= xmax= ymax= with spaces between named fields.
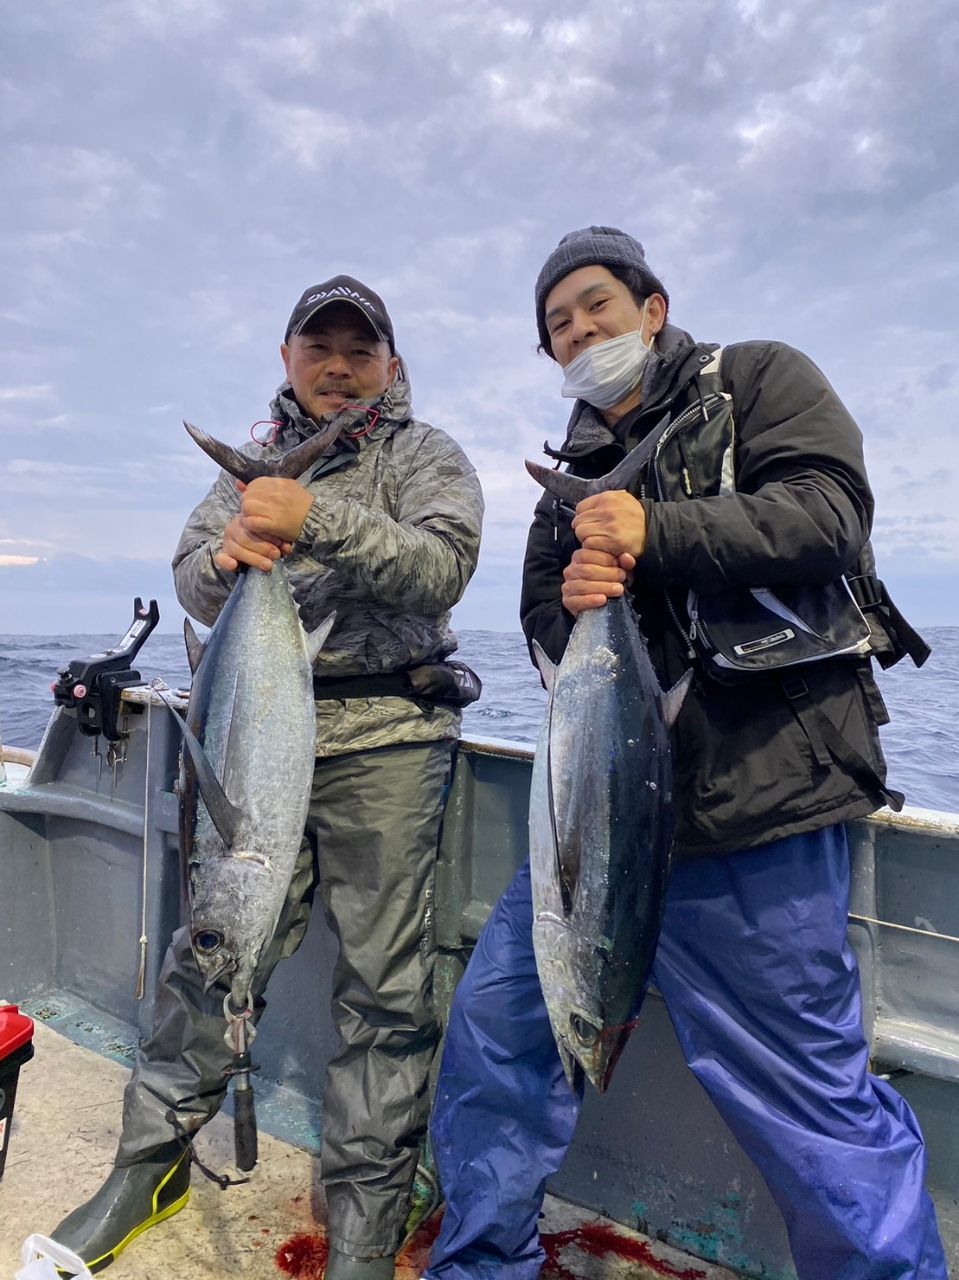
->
xmin=316 ymin=384 xmax=360 ymax=397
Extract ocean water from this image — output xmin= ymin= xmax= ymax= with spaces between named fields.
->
xmin=1 ymin=627 xmax=957 ymax=815
xmin=0 ymin=629 xmax=547 ymax=751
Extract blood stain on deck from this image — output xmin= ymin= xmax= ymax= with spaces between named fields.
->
xmin=275 ymin=1213 xmax=443 ymax=1278
xmin=542 ymin=1221 xmax=707 ymax=1280
xmin=275 ymin=1232 xmax=329 ymax=1278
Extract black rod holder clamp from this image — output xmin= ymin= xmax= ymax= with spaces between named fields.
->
xmin=51 ymin=597 xmax=160 ymax=741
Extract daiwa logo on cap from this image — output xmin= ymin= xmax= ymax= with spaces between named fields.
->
xmin=303 ymin=285 xmax=377 ymax=316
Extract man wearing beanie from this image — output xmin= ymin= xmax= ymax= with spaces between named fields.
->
xmin=48 ymin=275 xmax=484 ymax=1280
xmin=424 ymin=229 xmax=946 ymax=1278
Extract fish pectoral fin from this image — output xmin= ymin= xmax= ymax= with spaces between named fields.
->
xmin=662 ymin=668 xmax=694 ymax=728
xmin=157 ymin=690 xmax=243 ymax=848
xmin=557 ymin=856 xmax=578 ymax=916
xmin=305 ymin=611 xmax=337 ymax=666
xmin=532 ymin=640 xmax=558 ymax=696
xmin=192 ymin=749 xmax=243 ymax=848
xmin=221 ymin=673 xmax=254 ymax=828
xmin=183 ymin=617 xmax=206 ymax=676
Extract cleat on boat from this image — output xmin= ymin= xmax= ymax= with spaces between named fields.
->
xmin=49 ymin=1141 xmax=190 ymax=1275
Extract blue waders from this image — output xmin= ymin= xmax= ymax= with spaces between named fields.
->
xmin=425 ymin=827 xmax=948 ymax=1279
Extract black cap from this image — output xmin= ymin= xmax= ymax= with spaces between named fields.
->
xmin=284 ymin=274 xmax=395 ymax=352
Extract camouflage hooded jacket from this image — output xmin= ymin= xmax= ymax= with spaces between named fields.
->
xmin=172 ymin=368 xmax=484 ymax=757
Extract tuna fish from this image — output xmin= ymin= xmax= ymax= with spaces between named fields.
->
xmin=168 ymin=420 xmax=338 ymax=1018
xmin=525 ymin=433 xmax=690 ymax=1093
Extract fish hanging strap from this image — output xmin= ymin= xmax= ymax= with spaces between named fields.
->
xmin=135 ymin=695 xmax=153 ymax=1000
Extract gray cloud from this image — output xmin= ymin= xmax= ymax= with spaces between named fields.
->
xmin=0 ymin=0 xmax=956 ymax=630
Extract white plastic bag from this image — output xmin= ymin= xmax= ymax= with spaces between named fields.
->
xmin=15 ymin=1235 xmax=93 ymax=1279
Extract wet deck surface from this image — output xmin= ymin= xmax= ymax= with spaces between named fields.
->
xmin=0 ymin=1018 xmax=738 ymax=1279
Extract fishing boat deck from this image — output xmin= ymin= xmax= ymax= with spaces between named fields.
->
xmin=0 ymin=1014 xmax=738 ymax=1280
xmin=3 ymin=694 xmax=959 ymax=1277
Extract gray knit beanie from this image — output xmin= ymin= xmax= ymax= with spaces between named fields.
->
xmin=534 ymin=225 xmax=650 ymax=356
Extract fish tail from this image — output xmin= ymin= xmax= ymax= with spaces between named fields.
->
xmin=524 ymin=411 xmax=671 ymax=503
xmin=183 ymin=419 xmax=341 ymax=483
xmin=524 ymin=460 xmax=591 ymax=506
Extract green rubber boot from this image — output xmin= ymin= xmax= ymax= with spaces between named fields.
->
xmin=324 ymin=1247 xmax=396 ymax=1280
xmin=50 ymin=1141 xmax=191 ymax=1275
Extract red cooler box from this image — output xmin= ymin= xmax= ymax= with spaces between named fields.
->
xmin=0 ymin=1004 xmax=35 ymax=1180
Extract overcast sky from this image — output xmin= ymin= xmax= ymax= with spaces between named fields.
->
xmin=1 ymin=0 xmax=956 ymax=639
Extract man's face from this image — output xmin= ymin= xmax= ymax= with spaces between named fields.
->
xmin=544 ymin=265 xmax=658 ymax=368
xmin=281 ymin=302 xmax=399 ymax=421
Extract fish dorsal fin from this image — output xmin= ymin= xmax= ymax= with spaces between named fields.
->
xmin=532 ymin=640 xmax=558 ymax=696
xmin=524 ymin=412 xmax=670 ymax=506
xmin=305 ymin=611 xmax=337 ymax=666
xmin=183 ymin=618 xmax=206 ymax=676
xmin=155 ymin=687 xmax=242 ymax=848
xmin=662 ymin=669 xmax=693 ymax=728
xmin=182 ymin=419 xmax=342 ymax=484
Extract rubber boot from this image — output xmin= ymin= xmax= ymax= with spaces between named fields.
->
xmin=324 ymin=1247 xmax=396 ymax=1280
xmin=50 ymin=1140 xmax=191 ymax=1275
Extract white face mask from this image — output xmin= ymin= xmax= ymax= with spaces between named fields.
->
xmin=560 ymin=301 xmax=654 ymax=410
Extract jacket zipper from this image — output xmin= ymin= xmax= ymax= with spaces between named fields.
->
xmin=686 ymin=598 xmax=715 ymax=654
xmin=652 ymin=392 xmax=727 ymax=464
xmin=649 ymin=391 xmax=727 ymax=660
xmin=552 ymin=498 xmax=576 ymax=542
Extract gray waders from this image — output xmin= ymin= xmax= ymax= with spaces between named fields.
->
xmin=116 ymin=740 xmax=453 ymax=1259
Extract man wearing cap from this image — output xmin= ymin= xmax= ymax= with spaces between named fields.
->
xmin=423 ymin=230 xmax=947 ymax=1278
xmin=51 ymin=276 xmax=484 ymax=1279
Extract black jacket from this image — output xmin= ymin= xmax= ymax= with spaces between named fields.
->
xmin=520 ymin=325 xmax=892 ymax=857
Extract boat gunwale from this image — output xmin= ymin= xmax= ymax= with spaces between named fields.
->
xmin=2 ymin=691 xmax=957 ymax=838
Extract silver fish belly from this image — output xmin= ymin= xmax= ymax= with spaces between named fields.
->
xmin=531 ymin=598 xmax=683 ymax=1092
xmin=524 ymin=418 xmax=688 ymax=1093
xmin=182 ymin=562 xmax=322 ymax=1011
xmin=172 ymin=419 xmax=339 ymax=1015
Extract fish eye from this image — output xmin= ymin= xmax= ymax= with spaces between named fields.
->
xmin=194 ymin=930 xmax=224 ymax=955
xmin=570 ymin=1013 xmax=599 ymax=1045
